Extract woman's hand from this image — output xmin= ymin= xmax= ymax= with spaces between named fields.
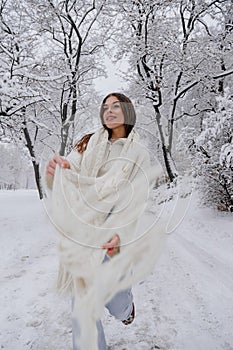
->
xmin=46 ymin=155 xmax=70 ymax=178
xmin=102 ymin=234 xmax=120 ymax=257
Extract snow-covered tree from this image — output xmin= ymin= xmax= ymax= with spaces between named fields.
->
xmin=0 ymin=0 xmax=113 ymax=197
xmin=114 ymin=0 xmax=233 ymax=181
xmin=0 ymin=142 xmax=34 ymax=189
xmin=27 ymin=0 xmax=113 ymax=155
xmin=193 ymin=90 xmax=233 ymax=211
xmin=0 ymin=0 xmax=51 ymax=197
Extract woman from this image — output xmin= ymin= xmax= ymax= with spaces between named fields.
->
xmin=45 ymin=93 xmax=153 ymax=350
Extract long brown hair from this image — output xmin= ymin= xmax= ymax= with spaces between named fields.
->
xmin=100 ymin=92 xmax=136 ymax=139
xmin=74 ymin=93 xmax=136 ymax=153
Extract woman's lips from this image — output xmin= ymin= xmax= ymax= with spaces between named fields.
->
xmin=106 ymin=115 xmax=116 ymax=121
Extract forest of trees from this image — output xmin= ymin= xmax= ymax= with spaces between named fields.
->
xmin=0 ymin=0 xmax=232 ymax=210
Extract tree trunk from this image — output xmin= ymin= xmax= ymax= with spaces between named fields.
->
xmin=22 ymin=120 xmax=43 ymax=199
xmin=153 ymin=106 xmax=177 ymax=182
xmin=32 ymin=161 xmax=43 ymax=199
xmin=60 ymin=124 xmax=69 ymax=156
xmin=59 ymin=75 xmax=77 ymax=156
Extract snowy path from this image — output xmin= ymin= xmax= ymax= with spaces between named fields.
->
xmin=0 ymin=190 xmax=233 ymax=350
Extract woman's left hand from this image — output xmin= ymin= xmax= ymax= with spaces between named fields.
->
xmin=102 ymin=234 xmax=120 ymax=257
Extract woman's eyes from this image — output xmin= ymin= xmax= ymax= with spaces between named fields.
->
xmin=103 ymin=104 xmax=120 ymax=111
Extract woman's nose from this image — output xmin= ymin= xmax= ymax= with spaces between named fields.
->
xmin=106 ymin=106 xmax=112 ymax=114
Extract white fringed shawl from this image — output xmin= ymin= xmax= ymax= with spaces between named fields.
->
xmin=48 ymin=127 xmax=165 ymax=350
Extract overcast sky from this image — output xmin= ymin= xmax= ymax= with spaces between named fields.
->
xmin=94 ymin=56 xmax=130 ymax=96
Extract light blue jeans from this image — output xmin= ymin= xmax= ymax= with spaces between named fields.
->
xmin=72 ymin=257 xmax=133 ymax=350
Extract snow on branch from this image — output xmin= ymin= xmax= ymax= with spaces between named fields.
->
xmin=213 ymin=69 xmax=233 ymax=79
xmin=174 ymin=69 xmax=233 ymax=102
xmin=220 ymin=142 xmax=233 ymax=169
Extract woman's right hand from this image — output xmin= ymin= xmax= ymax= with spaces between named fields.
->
xmin=46 ymin=155 xmax=70 ymax=178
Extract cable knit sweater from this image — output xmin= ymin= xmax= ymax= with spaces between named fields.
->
xmin=44 ymin=127 xmax=164 ymax=350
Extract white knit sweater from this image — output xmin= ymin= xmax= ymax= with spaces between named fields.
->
xmin=44 ymin=127 xmax=164 ymax=350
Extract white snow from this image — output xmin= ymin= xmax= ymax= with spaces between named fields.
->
xmin=0 ymin=189 xmax=233 ymax=350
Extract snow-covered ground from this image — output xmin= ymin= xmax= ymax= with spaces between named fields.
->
xmin=0 ymin=190 xmax=233 ymax=350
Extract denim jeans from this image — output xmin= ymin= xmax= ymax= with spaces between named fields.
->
xmin=72 ymin=257 xmax=133 ymax=350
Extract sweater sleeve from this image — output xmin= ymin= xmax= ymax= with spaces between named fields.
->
xmin=43 ymin=149 xmax=83 ymax=193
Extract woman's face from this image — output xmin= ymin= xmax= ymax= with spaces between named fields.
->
xmin=102 ymin=95 xmax=125 ymax=132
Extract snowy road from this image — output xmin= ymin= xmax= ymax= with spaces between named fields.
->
xmin=0 ymin=190 xmax=232 ymax=350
